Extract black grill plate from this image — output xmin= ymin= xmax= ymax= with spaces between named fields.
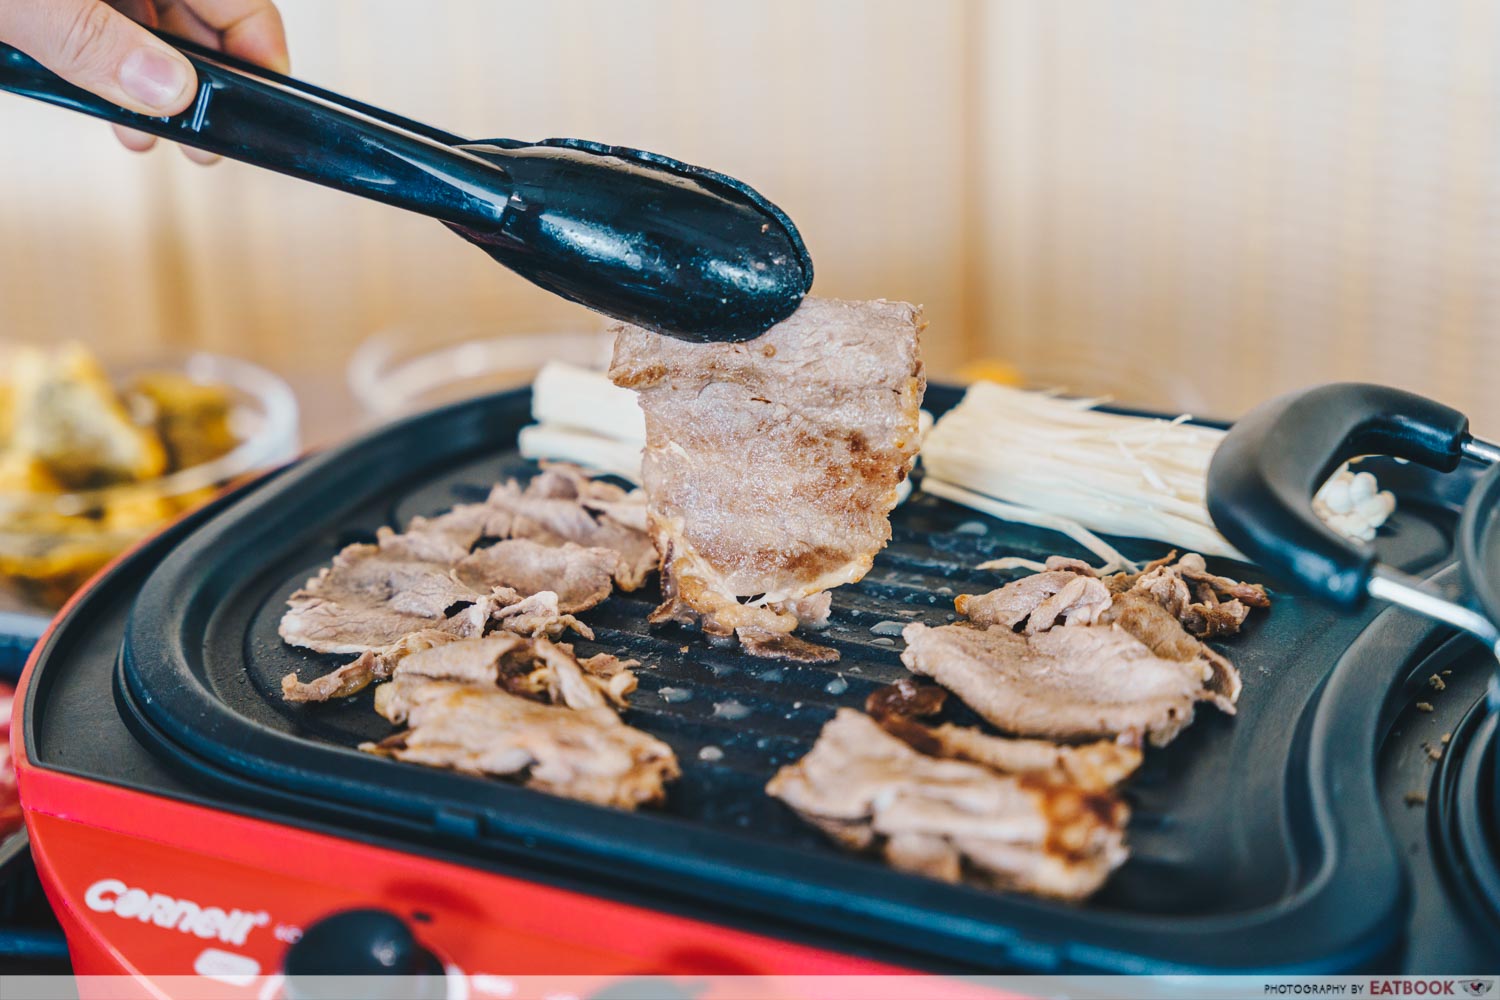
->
xmin=114 ymin=385 xmax=1462 ymax=972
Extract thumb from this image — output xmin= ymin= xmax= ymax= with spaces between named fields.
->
xmin=0 ymin=0 xmax=197 ymax=116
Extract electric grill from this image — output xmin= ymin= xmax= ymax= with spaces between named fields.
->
xmin=13 ymin=385 xmax=1500 ymax=987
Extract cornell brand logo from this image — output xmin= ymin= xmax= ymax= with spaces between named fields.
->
xmin=84 ymin=879 xmax=270 ymax=946
xmin=1462 ymin=984 xmax=1494 ymax=997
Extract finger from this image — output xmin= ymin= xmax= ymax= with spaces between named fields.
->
xmin=152 ymin=0 xmax=220 ymax=49
xmin=0 ymin=0 xmax=197 ymax=115
xmin=179 ymin=145 xmax=221 ymax=165
xmin=109 ymin=0 xmax=159 ymax=153
xmin=114 ymin=0 xmax=160 ymax=29
xmin=143 ymin=3 xmax=226 ymax=167
xmin=112 ymin=123 xmax=158 ymax=152
xmin=173 ymin=0 xmax=288 ymax=72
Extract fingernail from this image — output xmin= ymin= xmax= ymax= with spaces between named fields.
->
xmin=119 ymin=48 xmax=190 ymax=112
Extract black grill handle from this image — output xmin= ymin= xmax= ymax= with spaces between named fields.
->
xmin=1207 ymin=383 xmax=1469 ymax=609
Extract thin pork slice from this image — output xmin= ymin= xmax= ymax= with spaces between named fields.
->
xmin=278 ymin=543 xmax=501 ymax=657
xmin=384 ymin=632 xmax=638 ymax=711
xmin=766 ymin=709 xmax=1128 ymax=900
xmin=922 ymin=725 xmax=1142 ymax=793
xmin=901 ymin=619 xmax=1235 ymax=747
xmin=365 ymin=637 xmax=675 ymax=809
xmin=1098 ymin=588 xmax=1243 ymax=709
xmin=610 ymin=298 xmax=925 ymax=660
xmin=362 ymin=463 xmax=653 ymax=588
xmin=281 ymin=536 xmax=612 ymax=660
xmin=865 ymin=680 xmax=1142 ymax=793
xmin=279 ymin=538 xmax=613 ymax=702
xmin=482 ymin=479 xmax=657 ymax=590
xmin=1104 ymin=550 xmax=1268 ymax=639
xmin=281 ymin=629 xmax=462 ymax=703
xmin=957 ymin=571 xmax=1112 ymax=633
xmin=905 ymin=552 xmax=1252 ymax=746
xmin=454 ymin=539 xmax=616 ymax=614
xmin=367 ymin=677 xmax=677 ymax=808
xmin=374 ymin=502 xmax=512 ymax=564
xmin=491 ymin=591 xmax=593 ymax=640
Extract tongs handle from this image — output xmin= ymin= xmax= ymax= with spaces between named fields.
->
xmin=1207 ymin=383 xmax=1470 ymax=609
xmin=0 ymin=32 xmax=511 ymax=231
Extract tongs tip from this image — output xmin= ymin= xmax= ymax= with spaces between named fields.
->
xmin=458 ymin=138 xmax=812 ymax=343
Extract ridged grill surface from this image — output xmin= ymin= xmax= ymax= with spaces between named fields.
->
xmin=240 ymin=449 xmax=1358 ymax=913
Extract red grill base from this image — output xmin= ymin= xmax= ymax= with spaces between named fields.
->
xmin=18 ymin=761 xmax=914 ymax=984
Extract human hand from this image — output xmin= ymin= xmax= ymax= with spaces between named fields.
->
xmin=0 ymin=0 xmax=288 ymax=163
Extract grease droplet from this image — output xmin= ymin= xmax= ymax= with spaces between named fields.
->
xmin=659 ymin=687 xmax=693 ymax=704
xmin=713 ymin=699 xmax=752 ymax=721
xmin=698 ymin=745 xmax=724 ymax=762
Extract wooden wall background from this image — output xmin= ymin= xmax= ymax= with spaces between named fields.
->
xmin=3 ymin=0 xmax=1499 ymax=438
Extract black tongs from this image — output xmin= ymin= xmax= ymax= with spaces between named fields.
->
xmin=0 ymin=34 xmax=813 ymax=342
